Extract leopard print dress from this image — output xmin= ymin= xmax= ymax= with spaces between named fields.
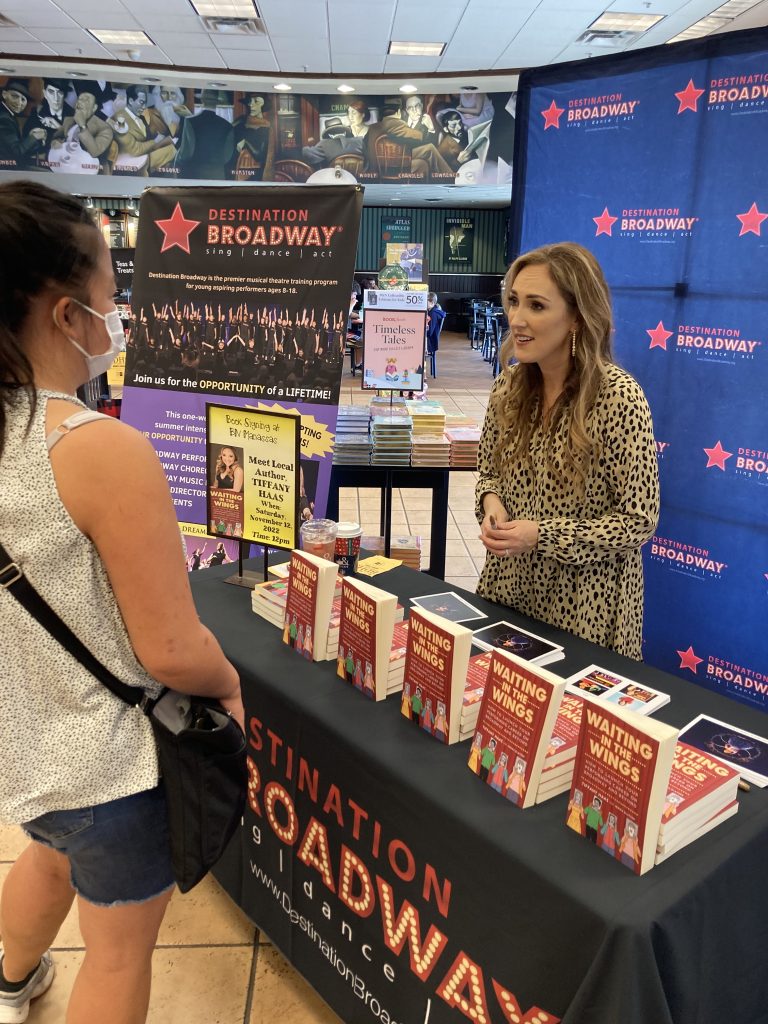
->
xmin=475 ymin=364 xmax=659 ymax=660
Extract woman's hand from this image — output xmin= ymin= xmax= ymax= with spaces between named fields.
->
xmin=480 ymin=512 xmax=539 ymax=557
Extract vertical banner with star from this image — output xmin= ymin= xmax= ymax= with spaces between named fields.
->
xmin=119 ymin=184 xmax=363 ymax=567
xmin=511 ymin=29 xmax=768 ymax=709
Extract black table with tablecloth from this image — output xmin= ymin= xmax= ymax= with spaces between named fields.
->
xmin=192 ymin=560 xmax=768 ymax=1024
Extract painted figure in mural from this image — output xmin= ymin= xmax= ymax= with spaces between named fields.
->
xmin=435 ymin=108 xmax=469 ymax=170
xmin=50 ymin=83 xmax=114 ymax=175
xmin=302 ymin=100 xmax=370 ymax=169
xmin=149 ymin=85 xmax=192 ymax=140
xmin=108 ymin=86 xmax=176 ymax=174
xmin=176 ymin=89 xmax=235 ymax=180
xmin=0 ymin=79 xmax=42 ymax=169
xmin=365 ymin=96 xmax=453 ymax=182
xmin=233 ymin=94 xmax=274 ymax=181
xmin=21 ymin=79 xmax=73 ymax=169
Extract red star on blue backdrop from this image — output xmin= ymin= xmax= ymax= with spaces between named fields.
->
xmin=677 ymin=645 xmax=703 ymax=673
xmin=703 ymin=440 xmax=732 ymax=470
xmin=647 ymin=321 xmax=673 ymax=350
xmin=541 ymin=99 xmax=564 ymax=129
xmin=593 ymin=207 xmax=617 ymax=236
xmin=675 ymin=79 xmax=705 ymax=114
xmin=736 ymin=202 xmax=768 ymax=237
xmin=155 ymin=203 xmax=201 ymax=254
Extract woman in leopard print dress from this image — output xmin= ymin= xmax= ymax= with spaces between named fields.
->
xmin=476 ymin=242 xmax=659 ymax=660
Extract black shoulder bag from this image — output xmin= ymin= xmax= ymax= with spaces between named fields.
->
xmin=0 ymin=545 xmax=246 ymax=893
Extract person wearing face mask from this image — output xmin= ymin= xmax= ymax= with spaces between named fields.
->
xmin=476 ymin=242 xmax=659 ymax=660
xmin=0 ymin=180 xmax=243 ymax=1023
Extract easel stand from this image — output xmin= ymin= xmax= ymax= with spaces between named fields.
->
xmin=223 ymin=541 xmax=277 ymax=588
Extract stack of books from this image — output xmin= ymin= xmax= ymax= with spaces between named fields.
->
xmin=405 ymin=400 xmax=446 ymax=436
xmin=388 ymin=620 xmax=409 ymax=694
xmin=444 ymin=413 xmax=478 ymax=431
xmin=370 ymin=397 xmax=408 ymax=418
xmin=370 ymin=414 xmax=413 ymax=466
xmin=536 ymin=694 xmax=584 ymax=803
xmin=411 ymin=433 xmax=451 ymax=467
xmin=390 ymin=535 xmax=422 ymax=570
xmin=333 ymin=434 xmax=371 ymax=464
xmin=445 ymin=427 xmax=481 ymax=468
xmin=251 ymin=573 xmax=343 ymax=659
xmin=655 ymin=743 xmax=740 ymax=864
xmin=360 ymin=535 xmax=386 ymax=556
xmin=459 ymin=649 xmax=493 ymax=740
xmin=336 ymin=404 xmax=371 ymax=435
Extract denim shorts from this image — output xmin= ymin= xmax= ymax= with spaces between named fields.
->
xmin=22 ymin=784 xmax=175 ymax=907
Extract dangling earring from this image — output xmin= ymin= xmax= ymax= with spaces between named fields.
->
xmin=571 ymin=329 xmax=577 ymax=358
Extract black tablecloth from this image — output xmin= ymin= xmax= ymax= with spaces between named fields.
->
xmin=192 ymin=561 xmax=768 ymax=1024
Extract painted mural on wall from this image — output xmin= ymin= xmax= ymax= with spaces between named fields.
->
xmin=0 ymin=77 xmax=515 ymax=186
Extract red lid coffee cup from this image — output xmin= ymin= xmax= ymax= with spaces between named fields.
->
xmin=334 ymin=521 xmax=363 ymax=575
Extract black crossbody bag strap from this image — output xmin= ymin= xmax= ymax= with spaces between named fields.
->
xmin=0 ymin=542 xmax=157 ymax=713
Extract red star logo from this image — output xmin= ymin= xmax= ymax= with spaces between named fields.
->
xmin=736 ymin=202 xmax=768 ymax=237
xmin=647 ymin=321 xmax=673 ymax=350
xmin=703 ymin=440 xmax=733 ymax=470
xmin=677 ymin=645 xmax=703 ymax=674
xmin=155 ymin=202 xmax=201 ymax=254
xmin=541 ymin=99 xmax=564 ymax=130
xmin=593 ymin=207 xmax=618 ymax=237
xmin=675 ymin=79 xmax=705 ymax=114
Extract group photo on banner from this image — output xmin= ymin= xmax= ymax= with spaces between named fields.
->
xmin=120 ymin=184 xmax=362 ymax=565
xmin=0 ymin=76 xmax=515 ymax=187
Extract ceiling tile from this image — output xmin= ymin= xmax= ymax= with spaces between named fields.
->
xmin=4 ymin=9 xmax=78 ymax=28
xmin=149 ymin=30 xmax=212 ymax=47
xmin=66 ymin=12 xmax=141 ymax=30
xmin=132 ymin=15 xmax=203 ymax=31
xmin=270 ymin=48 xmax=331 ymax=72
xmin=383 ymin=53 xmax=442 ymax=72
xmin=1 ymin=39 xmax=57 ymax=53
xmin=50 ymin=39 xmax=113 ymax=57
xmin=217 ymin=49 xmax=279 ymax=71
xmin=125 ymin=0 xmax=195 ymax=11
xmin=205 ymin=32 xmax=273 ymax=50
xmin=329 ymin=51 xmax=386 ymax=73
xmin=259 ymin=4 xmax=328 ymax=37
xmin=0 ymin=28 xmax=37 ymax=41
xmin=33 ymin=28 xmax=99 ymax=43
xmin=162 ymin=46 xmax=226 ymax=66
xmin=390 ymin=6 xmax=462 ymax=40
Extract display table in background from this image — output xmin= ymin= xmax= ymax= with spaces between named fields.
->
xmin=327 ymin=464 xmax=475 ymax=579
xmin=192 ymin=561 xmax=768 ymax=1024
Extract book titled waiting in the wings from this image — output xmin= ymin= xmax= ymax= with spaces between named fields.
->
xmin=467 ymin=649 xmax=566 ymax=809
xmin=281 ymin=550 xmax=338 ymax=662
xmin=336 ymin=575 xmax=397 ymax=701
xmin=565 ymin=697 xmax=678 ymax=875
xmin=400 ymin=607 xmax=472 ymax=745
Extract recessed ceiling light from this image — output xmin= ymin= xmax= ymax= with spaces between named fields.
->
xmin=399 ymin=83 xmax=418 ymax=94
xmin=191 ymin=0 xmax=258 ymax=15
xmin=0 ymin=66 xmax=16 ymax=73
xmin=208 ymin=80 xmax=228 ymax=87
xmin=143 ymin=76 xmax=162 ymax=83
xmin=89 ymin=29 xmax=154 ymax=45
xmin=273 ymin=82 xmax=292 ymax=91
xmin=667 ymin=0 xmax=760 ymax=43
xmin=389 ymin=40 xmax=445 ymax=57
xmin=337 ymin=84 xmax=355 ymax=94
xmin=66 ymin=70 xmax=89 ymax=77
xmin=460 ymin=85 xmax=478 ymax=91
xmin=587 ymin=12 xmax=663 ymax=33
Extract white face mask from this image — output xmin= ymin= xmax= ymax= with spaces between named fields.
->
xmin=62 ymin=298 xmax=126 ymax=379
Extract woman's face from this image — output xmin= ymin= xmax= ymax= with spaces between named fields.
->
xmin=506 ymin=263 xmax=578 ymax=373
xmin=347 ymin=105 xmax=364 ymax=127
xmin=220 ymin=448 xmax=236 ymax=467
xmin=249 ymin=96 xmax=264 ymax=115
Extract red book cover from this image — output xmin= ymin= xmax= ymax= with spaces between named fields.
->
xmin=658 ymin=742 xmax=740 ymax=841
xmin=400 ymin=608 xmax=471 ymax=745
xmin=282 ymin=550 xmax=338 ymax=661
xmin=546 ymin=694 xmax=584 ymax=766
xmin=566 ymin=697 xmax=678 ymax=874
xmin=468 ymin=649 xmax=566 ymax=809
xmin=336 ymin=576 xmax=396 ymax=701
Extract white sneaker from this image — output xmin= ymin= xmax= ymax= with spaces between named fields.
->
xmin=0 ymin=953 xmax=55 ymax=1023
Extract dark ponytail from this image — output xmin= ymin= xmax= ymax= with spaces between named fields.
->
xmin=0 ymin=180 xmax=99 ymax=457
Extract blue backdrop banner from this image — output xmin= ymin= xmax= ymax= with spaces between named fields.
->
xmin=510 ymin=28 xmax=768 ymax=711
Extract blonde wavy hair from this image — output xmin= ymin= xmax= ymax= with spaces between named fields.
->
xmin=494 ymin=241 xmax=614 ymax=479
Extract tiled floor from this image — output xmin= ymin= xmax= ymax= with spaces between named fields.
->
xmin=1 ymin=330 xmax=493 ymax=1023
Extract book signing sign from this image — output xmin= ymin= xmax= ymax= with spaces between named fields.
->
xmin=362 ymin=290 xmax=427 ymax=391
xmin=206 ymin=403 xmax=300 ymax=549
xmin=119 ymin=184 xmax=362 ymax=564
xmin=512 ymin=31 xmax=768 ymax=710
